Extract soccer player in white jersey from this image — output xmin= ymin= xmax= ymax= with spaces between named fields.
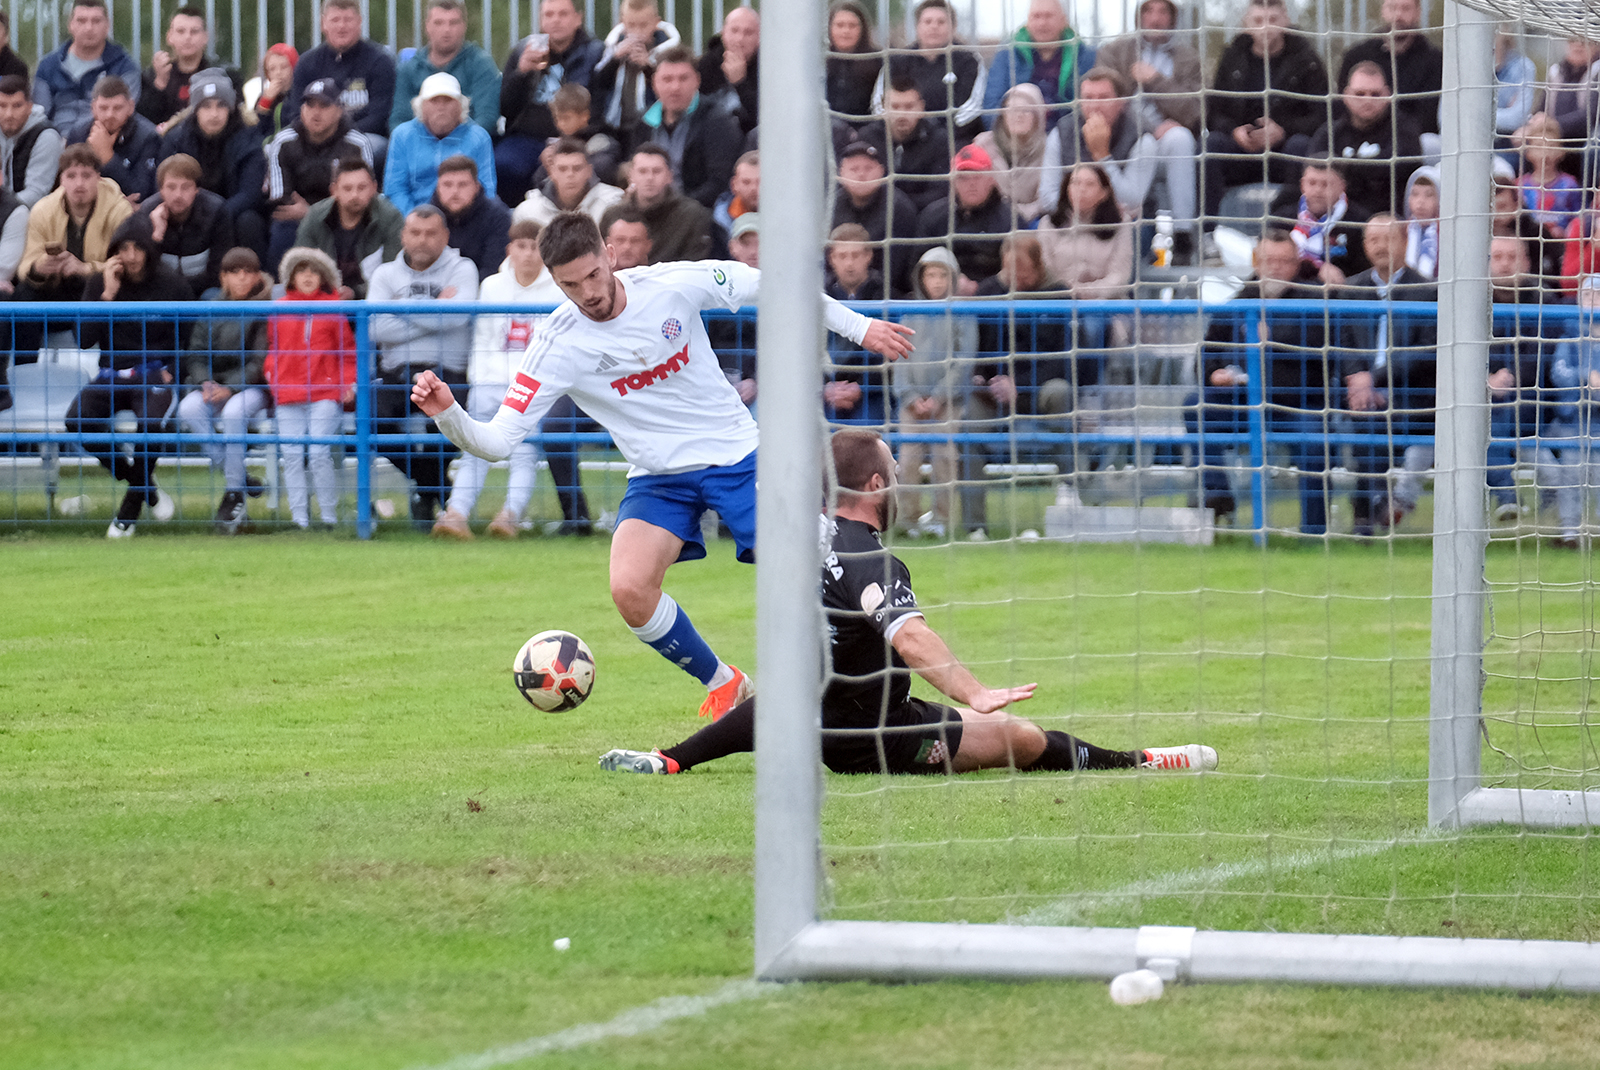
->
xmin=412 ymin=211 xmax=915 ymax=718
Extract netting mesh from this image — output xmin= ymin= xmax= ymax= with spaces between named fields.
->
xmin=811 ymin=0 xmax=1600 ymax=944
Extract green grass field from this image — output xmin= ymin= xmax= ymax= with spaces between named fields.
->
xmin=5 ymin=524 xmax=1600 ymax=1069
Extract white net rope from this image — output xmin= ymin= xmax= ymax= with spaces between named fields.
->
xmin=813 ymin=1 xmax=1599 ymax=942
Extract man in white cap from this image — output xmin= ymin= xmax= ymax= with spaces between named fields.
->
xmin=383 ymin=70 xmax=496 ymax=214
xmin=389 ymin=0 xmax=500 ymax=136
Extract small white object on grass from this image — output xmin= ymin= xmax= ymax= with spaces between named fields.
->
xmin=374 ymin=498 xmax=396 ymax=519
xmin=552 ymin=937 xmax=571 ymax=951
xmin=1108 ymin=968 xmax=1164 ymax=1005
xmin=58 ymin=494 xmax=89 ymax=516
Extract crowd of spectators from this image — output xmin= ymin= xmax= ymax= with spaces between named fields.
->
xmin=0 ymin=0 xmax=1597 ymax=544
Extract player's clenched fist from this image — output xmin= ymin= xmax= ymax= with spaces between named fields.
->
xmin=411 ymin=369 xmax=456 ymax=416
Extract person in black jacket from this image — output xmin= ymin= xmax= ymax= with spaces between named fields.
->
xmin=432 ymin=154 xmax=511 ymax=280
xmin=0 ymin=11 xmax=29 ymax=81
xmin=136 ymin=6 xmax=242 ymax=130
xmin=157 ymin=70 xmax=266 ymax=258
xmin=261 ymin=78 xmax=373 ymax=275
xmin=880 ymin=0 xmax=984 ymax=142
xmin=138 ymin=153 xmax=232 ymax=294
xmin=696 ymin=7 xmax=759 ymax=134
xmin=1334 ymin=0 xmax=1442 ymax=137
xmin=1334 ymin=215 xmax=1437 ymax=533
xmin=63 ymin=212 xmax=197 ymax=536
xmin=825 ymin=0 xmax=880 ymax=122
xmin=626 ymin=46 xmax=740 ymax=209
xmin=1202 ymin=0 xmax=1329 ymax=221
xmin=916 ymin=144 xmax=1014 ymax=295
xmin=831 ymin=139 xmax=919 ymax=295
xmin=496 ymin=0 xmax=606 ymax=205
xmin=862 ymin=76 xmax=951 ymax=213
xmin=1267 ymin=157 xmax=1372 ymax=286
xmin=287 ymin=0 xmax=397 ymax=151
xmin=66 ymin=76 xmax=159 ymax=202
xmin=1297 ymin=61 xmax=1423 ymax=218
xmin=1185 ymin=228 xmax=1334 ymax=532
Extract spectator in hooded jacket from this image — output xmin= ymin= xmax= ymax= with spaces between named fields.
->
xmin=0 ymin=75 xmax=64 ymax=207
xmin=266 ymin=246 xmax=359 ymax=529
xmin=496 ymin=0 xmax=606 ymax=205
xmin=293 ymin=157 xmax=403 ymax=299
xmin=289 ymin=0 xmax=396 ymax=149
xmin=263 ymin=76 xmax=374 ymax=274
xmin=893 ymin=246 xmax=973 ymax=538
xmin=432 ymin=154 xmax=511 ymax=280
xmin=972 ymin=84 xmax=1052 ymax=223
xmin=391 ymin=0 xmax=501 ymax=136
xmin=68 ymin=212 xmax=196 ymax=538
xmin=1203 ymin=0 xmax=1328 ymax=222
xmin=34 ymin=0 xmax=141 ymax=132
xmin=1095 ymin=0 xmax=1203 ymax=141
xmin=697 ymin=7 xmax=760 ymax=134
xmin=626 ymin=46 xmax=741 ymax=210
xmin=385 ymin=72 xmax=496 ymax=215
xmin=875 ymin=0 xmax=986 ymax=142
xmin=157 ymin=68 xmax=267 ymax=259
xmin=66 ymin=76 xmax=160 ymax=203
xmin=982 ymin=0 xmax=1091 ymax=126
xmin=178 ymin=246 xmax=275 ymax=534
xmin=138 ymin=152 xmax=232 ymax=294
xmin=366 ymin=204 xmax=480 ymax=526
xmin=138 ymin=6 xmax=242 ymax=131
xmin=591 ymin=0 xmax=680 ymax=136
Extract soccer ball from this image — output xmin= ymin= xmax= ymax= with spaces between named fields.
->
xmin=512 ymin=630 xmax=596 ymax=711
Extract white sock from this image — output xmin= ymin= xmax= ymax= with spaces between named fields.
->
xmin=628 ymin=592 xmax=678 ymax=643
xmin=706 ymin=662 xmax=734 ymax=691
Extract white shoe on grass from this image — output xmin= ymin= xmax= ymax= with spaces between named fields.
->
xmin=106 ymin=519 xmax=135 ymax=539
xmin=1140 ymin=744 xmax=1217 ymax=771
xmin=599 ymin=749 xmax=679 ymax=774
xmin=151 ymin=489 xmax=176 ymax=522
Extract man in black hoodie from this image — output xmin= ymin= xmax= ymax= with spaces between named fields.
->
xmin=696 ymin=6 xmax=759 ymax=134
xmin=136 ymin=6 xmax=242 ymax=130
xmin=432 ymin=153 xmax=511 ymax=279
xmin=63 ymin=213 xmax=196 ymax=537
xmin=138 ymin=152 xmax=231 ymax=293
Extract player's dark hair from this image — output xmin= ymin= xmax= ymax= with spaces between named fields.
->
xmin=93 ymin=75 xmax=131 ymax=99
xmin=830 ymin=429 xmax=892 ymax=497
xmin=540 ymin=210 xmax=606 ymax=268
xmin=437 ymin=153 xmax=478 ymax=180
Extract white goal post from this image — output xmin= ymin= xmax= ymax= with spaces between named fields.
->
xmin=753 ymin=0 xmax=1600 ymax=989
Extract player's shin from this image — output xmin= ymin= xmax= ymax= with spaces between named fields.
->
xmin=628 ymin=592 xmax=724 ymax=685
xmin=1023 ymin=730 xmax=1140 ymax=772
xmin=659 ymin=699 xmax=756 ymax=771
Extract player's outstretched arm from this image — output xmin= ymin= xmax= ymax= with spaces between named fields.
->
xmin=411 ymin=369 xmax=457 ymax=416
xmin=891 ymin=617 xmax=1036 ymax=714
xmin=858 ymin=318 xmax=915 ymax=362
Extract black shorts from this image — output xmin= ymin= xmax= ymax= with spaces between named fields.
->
xmin=820 ymin=697 xmax=964 ymax=775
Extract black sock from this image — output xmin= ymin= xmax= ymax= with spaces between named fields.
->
xmin=660 ymin=698 xmax=755 ymax=771
xmin=115 ymin=489 xmax=144 ymax=524
xmin=1024 ymin=730 xmax=1141 ymax=772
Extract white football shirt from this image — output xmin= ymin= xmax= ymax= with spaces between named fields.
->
xmin=435 ymin=260 xmax=873 ymax=477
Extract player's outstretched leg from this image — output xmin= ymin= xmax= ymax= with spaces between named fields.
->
xmin=1021 ymin=730 xmax=1217 ymax=772
xmin=600 ymin=699 xmax=757 ymax=774
xmin=610 ymin=519 xmax=753 ymax=718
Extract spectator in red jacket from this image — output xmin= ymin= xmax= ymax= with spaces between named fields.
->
xmin=264 ymin=246 xmax=357 ymax=528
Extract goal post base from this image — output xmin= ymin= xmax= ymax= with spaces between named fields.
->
xmin=758 ymin=920 xmax=1600 ymax=992
xmin=1447 ymin=787 xmax=1600 ymax=829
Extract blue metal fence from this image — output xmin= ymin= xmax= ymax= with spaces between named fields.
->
xmin=1 ymin=297 xmax=1589 ymax=538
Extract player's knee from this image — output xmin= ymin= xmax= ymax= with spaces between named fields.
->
xmin=609 ymin=573 xmax=657 ymax=627
xmin=1010 ymin=720 xmax=1047 ymax=765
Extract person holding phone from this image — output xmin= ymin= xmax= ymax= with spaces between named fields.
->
xmin=497 ymin=0 xmax=605 ymax=206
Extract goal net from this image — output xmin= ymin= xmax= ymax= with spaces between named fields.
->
xmin=753 ymin=0 xmax=1600 ymax=989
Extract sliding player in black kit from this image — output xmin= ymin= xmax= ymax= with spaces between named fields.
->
xmin=600 ymin=429 xmax=1218 ymax=776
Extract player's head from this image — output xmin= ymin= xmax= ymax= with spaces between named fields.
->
xmin=541 ymin=210 xmax=620 ymax=321
xmin=828 ymin=428 xmax=897 ymax=530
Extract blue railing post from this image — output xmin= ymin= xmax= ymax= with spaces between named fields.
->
xmin=355 ymin=309 xmax=373 ymax=540
xmin=1243 ymin=312 xmax=1268 ymax=545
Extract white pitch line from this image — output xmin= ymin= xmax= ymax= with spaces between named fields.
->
xmin=413 ymin=979 xmax=769 ymax=1070
xmin=1011 ymin=837 xmax=1419 ymax=927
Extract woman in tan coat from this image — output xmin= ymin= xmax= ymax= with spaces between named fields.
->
xmin=1034 ymin=163 xmax=1134 ymax=300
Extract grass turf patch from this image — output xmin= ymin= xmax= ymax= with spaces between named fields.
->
xmin=2 ymin=534 xmax=1597 ymax=1067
